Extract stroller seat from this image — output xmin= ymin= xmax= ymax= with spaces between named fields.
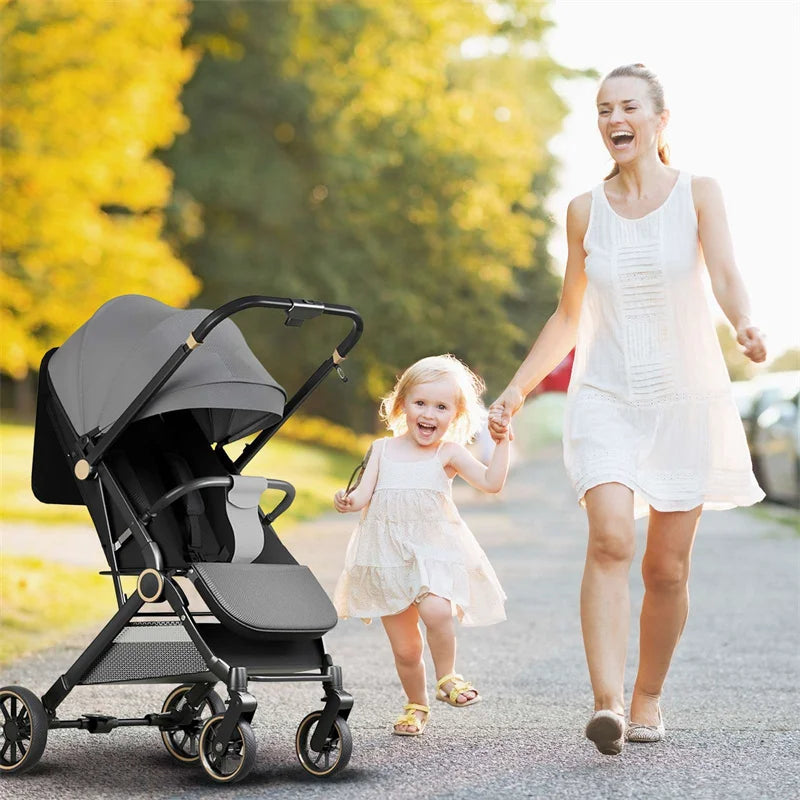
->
xmin=101 ymin=412 xmax=338 ymax=640
xmin=192 ymin=563 xmax=338 ymax=640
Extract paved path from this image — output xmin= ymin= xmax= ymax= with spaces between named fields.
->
xmin=2 ymin=446 xmax=798 ymax=799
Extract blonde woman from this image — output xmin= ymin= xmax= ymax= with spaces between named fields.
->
xmin=334 ymin=355 xmax=509 ymax=736
xmin=489 ymin=64 xmax=765 ymax=755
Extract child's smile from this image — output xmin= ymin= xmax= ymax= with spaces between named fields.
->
xmin=403 ymin=378 xmax=459 ymax=448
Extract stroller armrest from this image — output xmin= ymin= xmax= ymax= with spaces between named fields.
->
xmin=263 ymin=479 xmax=295 ymax=524
xmin=143 ymin=476 xmax=294 ymax=525
xmin=143 ymin=477 xmax=234 ymax=521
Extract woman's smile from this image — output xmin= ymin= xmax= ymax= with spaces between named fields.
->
xmin=609 ymin=129 xmax=635 ymax=150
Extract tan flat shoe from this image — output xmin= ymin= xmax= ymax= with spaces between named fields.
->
xmin=627 ymin=707 xmax=665 ymax=743
xmin=585 ymin=709 xmax=626 ymax=755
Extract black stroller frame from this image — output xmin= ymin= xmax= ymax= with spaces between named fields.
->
xmin=2 ymin=296 xmax=363 ymax=784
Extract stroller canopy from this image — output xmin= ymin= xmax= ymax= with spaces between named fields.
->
xmin=48 ymin=295 xmax=286 ymax=444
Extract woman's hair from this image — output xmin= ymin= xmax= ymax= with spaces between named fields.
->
xmin=379 ymin=354 xmax=486 ymax=445
xmin=602 ymin=63 xmax=670 ymax=180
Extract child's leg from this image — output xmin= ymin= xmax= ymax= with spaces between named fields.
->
xmin=381 ymin=605 xmax=428 ymax=732
xmin=416 ymin=594 xmax=477 ymax=704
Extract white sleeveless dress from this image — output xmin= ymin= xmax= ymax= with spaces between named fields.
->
xmin=333 ymin=439 xmax=507 ymax=626
xmin=563 ymin=172 xmax=764 ymax=518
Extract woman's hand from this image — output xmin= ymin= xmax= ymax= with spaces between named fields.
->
xmin=333 ymin=489 xmax=354 ymax=513
xmin=736 ymin=322 xmax=767 ymax=364
xmin=488 ymin=385 xmax=525 ymax=441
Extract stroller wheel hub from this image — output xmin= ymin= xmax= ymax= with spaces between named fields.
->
xmin=137 ymin=569 xmax=164 ymax=602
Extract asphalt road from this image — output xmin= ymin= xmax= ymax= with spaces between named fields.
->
xmin=2 ymin=445 xmax=798 ymax=799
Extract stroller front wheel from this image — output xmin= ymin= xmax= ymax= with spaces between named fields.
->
xmin=159 ymin=683 xmax=225 ymax=764
xmin=295 ymin=711 xmax=352 ymax=778
xmin=0 ymin=685 xmax=49 ymax=775
xmin=198 ymin=714 xmax=256 ymax=783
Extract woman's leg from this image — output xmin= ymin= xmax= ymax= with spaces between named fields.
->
xmin=416 ymin=594 xmax=477 ymax=703
xmin=381 ymin=605 xmax=427 ymax=732
xmin=630 ymin=505 xmax=701 ymax=725
xmin=581 ymin=483 xmax=636 ymax=715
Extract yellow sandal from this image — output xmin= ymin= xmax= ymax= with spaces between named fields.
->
xmin=392 ymin=703 xmax=430 ymax=736
xmin=435 ymin=673 xmax=481 ymax=707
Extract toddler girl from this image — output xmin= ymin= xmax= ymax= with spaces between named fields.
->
xmin=333 ymin=354 xmax=510 ymax=736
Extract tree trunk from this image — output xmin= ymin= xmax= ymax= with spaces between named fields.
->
xmin=12 ymin=373 xmax=37 ymax=421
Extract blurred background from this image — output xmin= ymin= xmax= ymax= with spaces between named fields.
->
xmin=2 ymin=0 xmax=797 ymax=422
xmin=0 ymin=0 xmax=797 ymax=663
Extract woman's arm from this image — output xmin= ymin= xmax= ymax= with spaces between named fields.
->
xmin=334 ymin=440 xmax=382 ymax=512
xmin=489 ymin=193 xmax=591 ymax=432
xmin=693 ymin=176 xmax=767 ymax=363
xmin=443 ymin=438 xmax=511 ymax=494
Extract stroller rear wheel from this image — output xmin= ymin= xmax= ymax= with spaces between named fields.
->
xmin=160 ymin=684 xmax=225 ymax=764
xmin=198 ymin=714 xmax=256 ymax=783
xmin=295 ymin=711 xmax=352 ymax=778
xmin=0 ymin=685 xmax=48 ymax=775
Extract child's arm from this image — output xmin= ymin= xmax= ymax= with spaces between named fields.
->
xmin=443 ymin=433 xmax=511 ymax=494
xmin=333 ymin=440 xmax=382 ymax=513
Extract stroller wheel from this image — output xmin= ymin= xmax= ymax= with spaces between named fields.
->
xmin=295 ymin=711 xmax=352 ymax=778
xmin=0 ymin=685 xmax=49 ymax=775
xmin=198 ymin=714 xmax=256 ymax=784
xmin=160 ymin=684 xmax=225 ymax=764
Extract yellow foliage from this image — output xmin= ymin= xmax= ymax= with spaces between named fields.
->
xmin=0 ymin=0 xmax=200 ymax=378
xmin=278 ymin=414 xmax=374 ymax=458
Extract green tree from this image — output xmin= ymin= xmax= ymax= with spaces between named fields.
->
xmin=162 ymin=0 xmax=573 ymax=429
xmin=0 ymin=0 xmax=199 ymax=388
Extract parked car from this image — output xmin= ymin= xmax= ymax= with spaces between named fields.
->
xmin=733 ymin=371 xmax=800 ymax=440
xmin=736 ymin=371 xmax=800 ymax=508
xmin=750 ymin=391 xmax=800 ymax=508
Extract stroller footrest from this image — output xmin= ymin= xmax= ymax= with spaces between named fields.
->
xmin=191 ymin=563 xmax=338 ymax=640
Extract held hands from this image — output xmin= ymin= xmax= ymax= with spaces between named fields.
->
xmin=488 ymin=385 xmax=525 ymax=443
xmin=491 ymin=422 xmax=513 ymax=444
xmin=736 ymin=322 xmax=767 ymax=364
xmin=333 ymin=489 xmax=355 ymax=513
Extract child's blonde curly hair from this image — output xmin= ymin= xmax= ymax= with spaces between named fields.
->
xmin=379 ymin=354 xmax=487 ymax=445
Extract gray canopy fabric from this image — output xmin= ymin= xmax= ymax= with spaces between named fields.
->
xmin=48 ymin=295 xmax=285 ymax=444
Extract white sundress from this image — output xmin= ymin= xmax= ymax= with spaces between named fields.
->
xmin=563 ymin=171 xmax=764 ymax=518
xmin=333 ymin=438 xmax=507 ymax=626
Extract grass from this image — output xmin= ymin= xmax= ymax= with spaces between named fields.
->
xmin=745 ymin=502 xmax=800 ymax=536
xmin=0 ymin=555 xmax=122 ymax=664
xmin=1 ymin=423 xmax=92 ymax=525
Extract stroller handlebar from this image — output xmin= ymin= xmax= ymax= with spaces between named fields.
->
xmin=191 ymin=296 xmax=363 ymax=358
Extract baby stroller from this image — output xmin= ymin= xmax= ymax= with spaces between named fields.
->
xmin=1 ymin=294 xmax=362 ymax=784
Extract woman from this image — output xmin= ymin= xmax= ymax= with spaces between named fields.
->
xmin=489 ymin=63 xmax=765 ymax=756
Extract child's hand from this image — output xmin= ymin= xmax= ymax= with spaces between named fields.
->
xmin=489 ymin=386 xmax=523 ymax=441
xmin=492 ymin=423 xmax=513 ymax=443
xmin=334 ymin=489 xmax=354 ymax=513
xmin=488 ymin=412 xmax=513 ymax=443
